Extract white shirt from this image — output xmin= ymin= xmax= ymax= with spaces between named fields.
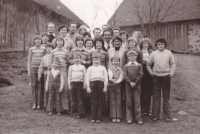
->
xmin=142 ymin=49 xmax=150 ymax=62
xmin=51 ymin=68 xmax=60 ymax=78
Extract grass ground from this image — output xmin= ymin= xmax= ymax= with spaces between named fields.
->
xmin=0 ymin=52 xmax=200 ymax=134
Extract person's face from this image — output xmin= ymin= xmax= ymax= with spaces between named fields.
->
xmin=113 ymin=30 xmax=119 ymax=36
xmin=34 ymin=38 xmax=41 ymax=46
xmin=80 ymin=28 xmax=87 ymax=35
xmin=113 ymin=39 xmax=121 ymax=48
xmin=69 ymin=24 xmax=77 ymax=33
xmin=121 ymin=33 xmax=127 ymax=41
xmin=143 ymin=42 xmax=149 ymax=50
xmin=85 ymin=41 xmax=93 ymax=50
xmin=74 ymin=56 xmax=81 ymax=64
xmin=128 ymin=40 xmax=136 ymax=51
xmin=76 ymin=40 xmax=84 ymax=47
xmin=56 ymin=39 xmax=64 ymax=48
xmin=45 ymin=46 xmax=52 ymax=54
xmin=157 ymin=42 xmax=165 ymax=51
xmin=104 ymin=31 xmax=111 ymax=42
xmin=52 ymin=61 xmax=59 ymax=69
xmin=60 ymin=27 xmax=67 ymax=36
xmin=102 ymin=26 xmax=108 ymax=32
xmin=112 ymin=59 xmax=120 ymax=67
xmin=128 ymin=55 xmax=137 ymax=62
xmin=42 ymin=35 xmax=49 ymax=43
xmin=47 ymin=23 xmax=55 ymax=33
xmin=84 ymin=35 xmax=90 ymax=41
xmin=94 ymin=30 xmax=101 ymax=37
xmin=96 ymin=41 xmax=102 ymax=49
xmin=93 ymin=58 xmax=100 ymax=66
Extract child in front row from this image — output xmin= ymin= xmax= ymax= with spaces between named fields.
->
xmin=46 ymin=57 xmax=64 ymax=115
xmin=124 ymin=51 xmax=143 ymax=125
xmin=86 ymin=53 xmax=108 ymax=123
xmin=68 ymin=52 xmax=86 ymax=119
xmin=108 ymin=56 xmax=123 ymax=123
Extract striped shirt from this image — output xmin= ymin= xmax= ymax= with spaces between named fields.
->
xmin=50 ymin=48 xmax=69 ymax=71
xmin=38 ymin=54 xmax=51 ymax=77
xmin=27 ymin=46 xmax=45 ymax=71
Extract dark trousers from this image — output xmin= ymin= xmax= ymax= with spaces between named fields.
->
xmin=152 ymin=75 xmax=171 ymax=119
xmin=90 ymin=81 xmax=104 ymax=120
xmin=141 ymin=64 xmax=153 ymax=114
xmin=31 ymin=67 xmax=41 ymax=106
xmin=70 ymin=82 xmax=83 ymax=116
xmin=125 ymin=82 xmax=142 ymax=122
xmin=109 ymin=83 xmax=122 ymax=118
xmin=46 ymin=87 xmax=62 ymax=112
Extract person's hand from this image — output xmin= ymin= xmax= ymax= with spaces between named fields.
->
xmin=103 ymin=88 xmax=107 ymax=93
xmin=130 ymin=82 xmax=136 ymax=88
xmin=38 ymin=76 xmax=41 ymax=81
xmin=59 ymin=87 xmax=63 ymax=93
xmin=87 ymin=88 xmax=92 ymax=93
xmin=68 ymin=85 xmax=71 ymax=91
xmin=150 ymin=72 xmax=155 ymax=77
xmin=45 ymin=86 xmax=48 ymax=92
xmin=84 ymin=85 xmax=87 ymax=90
xmin=28 ymin=72 xmax=30 ymax=77
xmin=82 ymin=60 xmax=86 ymax=64
xmin=169 ymin=73 xmax=174 ymax=77
xmin=110 ymin=79 xmax=116 ymax=83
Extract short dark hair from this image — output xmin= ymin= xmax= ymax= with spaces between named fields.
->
xmin=93 ymin=27 xmax=101 ymax=33
xmin=120 ymin=31 xmax=129 ymax=38
xmin=84 ymin=38 xmax=94 ymax=47
xmin=102 ymin=29 xmax=112 ymax=37
xmin=155 ymin=37 xmax=167 ymax=48
xmin=94 ymin=36 xmax=104 ymax=49
xmin=112 ymin=35 xmax=123 ymax=44
xmin=75 ymin=35 xmax=84 ymax=46
xmin=112 ymin=27 xmax=120 ymax=35
xmin=83 ymin=32 xmax=91 ymax=38
xmin=58 ymin=25 xmax=68 ymax=32
xmin=45 ymin=42 xmax=54 ymax=49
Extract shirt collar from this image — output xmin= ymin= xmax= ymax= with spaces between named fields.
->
xmin=94 ymin=49 xmax=103 ymax=53
xmin=127 ymin=61 xmax=139 ymax=65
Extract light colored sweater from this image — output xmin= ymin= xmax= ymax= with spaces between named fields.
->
xmin=146 ymin=49 xmax=176 ymax=77
xmin=68 ymin=64 xmax=86 ymax=84
xmin=38 ymin=54 xmax=51 ymax=78
xmin=86 ymin=65 xmax=108 ymax=88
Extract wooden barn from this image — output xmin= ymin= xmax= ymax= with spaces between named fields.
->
xmin=0 ymin=0 xmax=87 ymax=51
xmin=108 ymin=0 xmax=200 ymax=53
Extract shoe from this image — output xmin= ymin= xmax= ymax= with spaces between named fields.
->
xmin=165 ymin=118 xmax=171 ymax=122
xmin=117 ymin=119 xmax=121 ymax=123
xmin=32 ymin=104 xmax=36 ymax=110
xmin=37 ymin=105 xmax=41 ymax=109
xmin=57 ymin=112 xmax=61 ymax=116
xmin=96 ymin=120 xmax=101 ymax=123
xmin=48 ymin=112 xmax=53 ymax=115
xmin=137 ymin=121 xmax=143 ymax=125
xmin=127 ymin=120 xmax=132 ymax=124
xmin=77 ymin=115 xmax=81 ymax=119
xmin=91 ymin=120 xmax=95 ymax=123
xmin=112 ymin=118 xmax=116 ymax=123
xmin=152 ymin=117 xmax=159 ymax=121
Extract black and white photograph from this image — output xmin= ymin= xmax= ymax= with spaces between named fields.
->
xmin=0 ymin=0 xmax=200 ymax=133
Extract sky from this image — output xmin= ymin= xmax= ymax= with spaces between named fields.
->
xmin=60 ymin=0 xmax=123 ymax=29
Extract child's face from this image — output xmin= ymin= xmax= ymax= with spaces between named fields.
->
xmin=143 ymin=42 xmax=149 ymax=50
xmin=52 ymin=61 xmax=59 ymax=69
xmin=112 ymin=59 xmax=120 ymax=66
xmin=128 ymin=55 xmax=137 ymax=62
xmin=113 ymin=39 xmax=121 ymax=48
xmin=93 ymin=58 xmax=100 ymax=66
xmin=113 ymin=30 xmax=119 ymax=36
xmin=84 ymin=35 xmax=89 ymax=41
xmin=74 ymin=56 xmax=81 ymax=64
xmin=45 ymin=46 xmax=52 ymax=54
xmin=56 ymin=39 xmax=64 ymax=48
xmin=86 ymin=41 xmax=93 ymax=50
xmin=128 ymin=41 xmax=136 ymax=51
xmin=77 ymin=40 xmax=84 ymax=47
xmin=157 ymin=42 xmax=165 ymax=51
xmin=34 ymin=38 xmax=41 ymax=46
xmin=47 ymin=24 xmax=55 ymax=33
xmin=60 ymin=27 xmax=67 ymax=36
xmin=96 ymin=41 xmax=102 ymax=49
xmin=42 ymin=35 xmax=49 ymax=43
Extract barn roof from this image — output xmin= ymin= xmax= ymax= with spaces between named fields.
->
xmin=32 ymin=0 xmax=88 ymax=27
xmin=108 ymin=0 xmax=200 ymax=27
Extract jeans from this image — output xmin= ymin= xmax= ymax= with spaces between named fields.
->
xmin=152 ymin=75 xmax=171 ymax=119
xmin=90 ymin=81 xmax=104 ymax=120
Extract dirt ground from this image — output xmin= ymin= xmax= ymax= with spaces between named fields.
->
xmin=0 ymin=52 xmax=200 ymax=134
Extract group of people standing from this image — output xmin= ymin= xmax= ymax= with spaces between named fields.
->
xmin=27 ymin=22 xmax=176 ymax=125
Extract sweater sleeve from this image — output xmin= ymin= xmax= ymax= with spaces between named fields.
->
xmin=105 ymin=52 xmax=109 ymax=69
xmin=135 ymin=64 xmax=143 ymax=84
xmin=108 ymin=69 xmax=113 ymax=81
xmin=103 ymin=67 xmax=108 ymax=88
xmin=38 ymin=57 xmax=44 ymax=79
xmin=169 ymin=52 xmax=176 ymax=75
xmin=60 ymin=73 xmax=64 ymax=90
xmin=27 ymin=48 xmax=32 ymax=73
xmin=86 ymin=67 xmax=91 ymax=88
xmin=85 ymin=52 xmax=91 ymax=67
xmin=83 ymin=66 xmax=87 ymax=86
xmin=68 ymin=66 xmax=72 ymax=87
xmin=122 ymin=51 xmax=128 ymax=70
xmin=123 ymin=65 xmax=132 ymax=83
xmin=146 ymin=52 xmax=154 ymax=74
xmin=115 ymin=69 xmax=124 ymax=83
xmin=69 ymin=51 xmax=74 ymax=65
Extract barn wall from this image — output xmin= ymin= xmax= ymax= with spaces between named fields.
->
xmin=120 ymin=20 xmax=200 ymax=53
xmin=0 ymin=0 xmax=70 ymax=50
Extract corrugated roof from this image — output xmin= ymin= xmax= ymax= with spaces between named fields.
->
xmin=108 ymin=0 xmax=200 ymax=27
xmin=32 ymin=0 xmax=88 ymax=26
